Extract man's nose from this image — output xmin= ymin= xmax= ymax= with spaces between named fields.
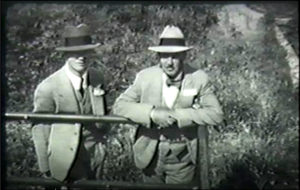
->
xmin=78 ymin=57 xmax=86 ymax=61
xmin=166 ymin=57 xmax=173 ymax=64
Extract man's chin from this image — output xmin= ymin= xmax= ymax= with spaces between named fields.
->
xmin=73 ymin=67 xmax=88 ymax=75
xmin=165 ymin=72 xmax=178 ymax=79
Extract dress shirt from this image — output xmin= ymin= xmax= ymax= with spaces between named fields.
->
xmin=162 ymin=72 xmax=183 ymax=109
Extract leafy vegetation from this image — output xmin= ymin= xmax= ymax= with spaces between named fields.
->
xmin=3 ymin=3 xmax=298 ymax=189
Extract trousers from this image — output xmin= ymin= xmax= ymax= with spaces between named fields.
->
xmin=142 ymin=138 xmax=196 ymax=184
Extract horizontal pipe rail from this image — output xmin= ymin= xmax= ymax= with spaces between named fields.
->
xmin=4 ymin=112 xmax=137 ymax=124
xmin=4 ymin=112 xmax=206 ymax=189
xmin=6 ymin=177 xmax=199 ymax=189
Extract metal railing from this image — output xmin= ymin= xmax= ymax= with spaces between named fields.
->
xmin=5 ymin=112 xmax=135 ymax=124
xmin=4 ymin=112 xmax=209 ymax=190
xmin=6 ymin=177 xmax=199 ymax=189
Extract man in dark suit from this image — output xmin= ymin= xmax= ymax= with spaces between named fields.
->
xmin=113 ymin=25 xmax=223 ymax=186
xmin=32 ymin=23 xmax=107 ymax=183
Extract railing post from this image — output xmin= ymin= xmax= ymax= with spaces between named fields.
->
xmin=198 ymin=125 xmax=210 ymax=189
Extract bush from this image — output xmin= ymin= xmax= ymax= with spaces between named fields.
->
xmin=203 ymin=12 xmax=299 ymax=189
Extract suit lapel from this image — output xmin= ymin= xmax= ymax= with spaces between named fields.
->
xmin=56 ymin=68 xmax=80 ymax=113
xmin=149 ymin=66 xmax=164 ymax=107
xmin=157 ymin=71 xmax=163 ymax=107
xmin=173 ymin=64 xmax=198 ymax=108
xmin=87 ymin=69 xmax=106 ymax=115
xmin=174 ymin=73 xmax=196 ymax=108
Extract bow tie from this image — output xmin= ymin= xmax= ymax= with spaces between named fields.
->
xmin=166 ymin=78 xmax=182 ymax=88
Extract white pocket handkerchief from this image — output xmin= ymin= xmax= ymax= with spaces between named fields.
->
xmin=93 ymin=85 xmax=105 ymax=96
xmin=182 ymin=89 xmax=198 ymax=96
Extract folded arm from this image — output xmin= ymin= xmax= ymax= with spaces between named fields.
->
xmin=113 ymin=73 xmax=154 ymax=127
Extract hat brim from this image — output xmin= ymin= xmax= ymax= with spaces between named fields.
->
xmin=148 ymin=46 xmax=193 ymax=53
xmin=55 ymin=43 xmax=100 ymax=52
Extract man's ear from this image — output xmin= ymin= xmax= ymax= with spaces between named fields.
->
xmin=157 ymin=53 xmax=162 ymax=59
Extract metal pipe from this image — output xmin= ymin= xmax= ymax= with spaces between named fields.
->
xmin=4 ymin=112 xmax=206 ymax=189
xmin=4 ymin=112 xmax=136 ymax=124
xmin=6 ymin=177 xmax=199 ymax=189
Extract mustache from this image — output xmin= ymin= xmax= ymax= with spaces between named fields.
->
xmin=165 ymin=66 xmax=174 ymax=69
xmin=159 ymin=63 xmax=175 ymax=70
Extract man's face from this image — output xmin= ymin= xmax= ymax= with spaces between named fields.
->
xmin=66 ymin=50 xmax=94 ymax=75
xmin=159 ymin=52 xmax=185 ymax=78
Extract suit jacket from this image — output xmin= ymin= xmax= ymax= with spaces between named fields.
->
xmin=32 ymin=65 xmax=107 ymax=181
xmin=113 ymin=64 xmax=223 ymax=176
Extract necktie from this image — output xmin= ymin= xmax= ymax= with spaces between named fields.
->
xmin=79 ymin=78 xmax=84 ymax=97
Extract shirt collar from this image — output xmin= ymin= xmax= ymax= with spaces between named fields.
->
xmin=64 ymin=63 xmax=88 ymax=91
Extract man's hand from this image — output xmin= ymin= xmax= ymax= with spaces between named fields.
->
xmin=41 ymin=170 xmax=52 ymax=179
xmin=150 ymin=107 xmax=177 ymax=128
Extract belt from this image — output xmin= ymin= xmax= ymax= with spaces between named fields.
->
xmin=136 ymin=126 xmax=197 ymax=141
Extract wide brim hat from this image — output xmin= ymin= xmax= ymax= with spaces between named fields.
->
xmin=148 ymin=25 xmax=193 ymax=53
xmin=56 ymin=24 xmax=100 ymax=52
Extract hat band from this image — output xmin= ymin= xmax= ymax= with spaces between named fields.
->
xmin=159 ymin=38 xmax=185 ymax=46
xmin=64 ymin=36 xmax=92 ymax=47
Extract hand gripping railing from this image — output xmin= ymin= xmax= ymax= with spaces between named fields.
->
xmin=4 ymin=112 xmax=209 ymax=190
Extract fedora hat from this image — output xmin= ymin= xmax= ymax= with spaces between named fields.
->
xmin=148 ymin=25 xmax=193 ymax=53
xmin=56 ymin=23 xmax=100 ymax=52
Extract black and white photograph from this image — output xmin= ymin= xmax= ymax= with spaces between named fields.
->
xmin=1 ymin=1 xmax=299 ymax=190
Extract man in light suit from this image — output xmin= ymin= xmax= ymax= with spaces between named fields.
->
xmin=113 ymin=25 xmax=223 ymax=186
xmin=32 ymin=23 xmax=107 ymax=183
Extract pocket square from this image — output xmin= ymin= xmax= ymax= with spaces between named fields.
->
xmin=93 ymin=85 xmax=105 ymax=96
xmin=182 ymin=89 xmax=198 ymax=96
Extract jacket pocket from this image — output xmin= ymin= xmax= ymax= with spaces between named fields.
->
xmin=47 ymin=147 xmax=52 ymax=157
xmin=188 ymin=138 xmax=198 ymax=164
xmin=132 ymin=135 xmax=158 ymax=169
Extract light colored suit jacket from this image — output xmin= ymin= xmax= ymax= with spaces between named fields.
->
xmin=113 ymin=64 xmax=223 ymax=171
xmin=32 ymin=65 xmax=106 ymax=181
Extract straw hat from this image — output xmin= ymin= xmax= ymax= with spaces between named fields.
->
xmin=56 ymin=24 xmax=100 ymax=52
xmin=148 ymin=25 xmax=193 ymax=53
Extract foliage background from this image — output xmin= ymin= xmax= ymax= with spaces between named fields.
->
xmin=2 ymin=2 xmax=299 ymax=190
